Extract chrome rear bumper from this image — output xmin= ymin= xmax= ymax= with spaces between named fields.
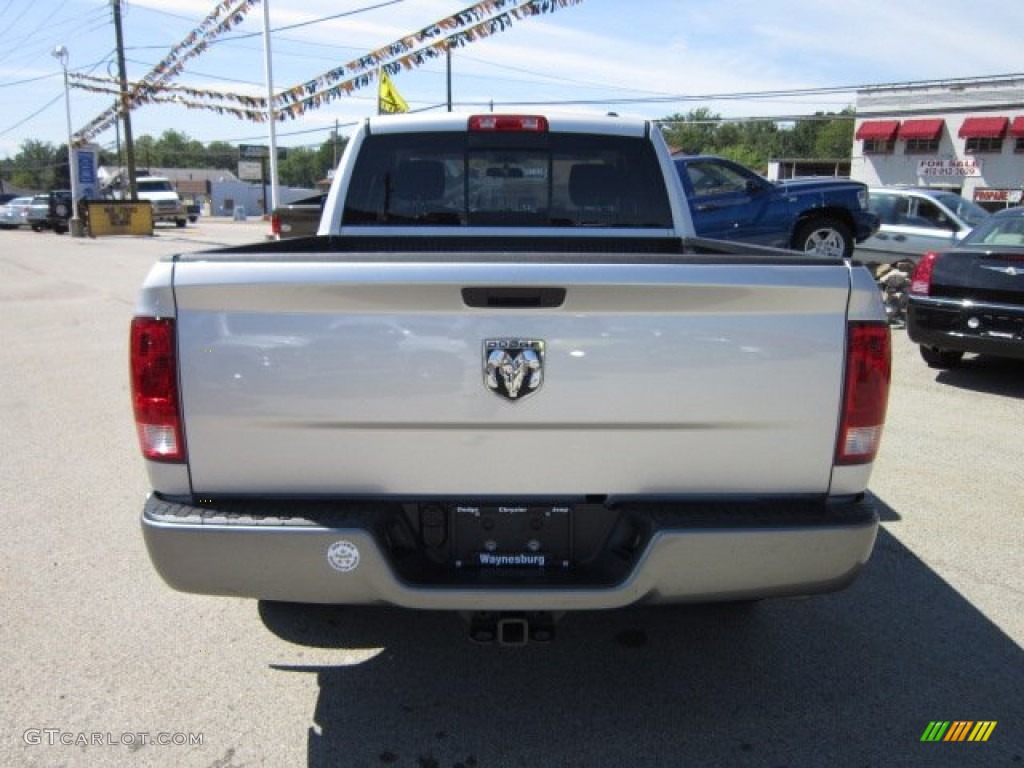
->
xmin=142 ymin=494 xmax=878 ymax=610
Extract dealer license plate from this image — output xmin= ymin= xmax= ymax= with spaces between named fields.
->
xmin=451 ymin=504 xmax=572 ymax=569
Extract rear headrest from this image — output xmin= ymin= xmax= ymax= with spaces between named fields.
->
xmin=392 ymin=160 xmax=446 ymax=201
xmin=569 ymin=164 xmax=619 ymax=207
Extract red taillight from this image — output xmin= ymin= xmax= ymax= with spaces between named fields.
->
xmin=836 ymin=322 xmax=891 ymax=465
xmin=270 ymin=213 xmax=281 ymax=236
xmin=910 ymin=252 xmax=939 ymax=296
xmin=468 ymin=115 xmax=548 ymax=133
xmin=130 ymin=317 xmax=185 ymax=462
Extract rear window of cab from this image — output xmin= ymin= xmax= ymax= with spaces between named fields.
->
xmin=342 ymin=132 xmax=673 ymax=229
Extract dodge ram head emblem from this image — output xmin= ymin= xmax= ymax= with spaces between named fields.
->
xmin=484 ymin=339 xmax=545 ymax=401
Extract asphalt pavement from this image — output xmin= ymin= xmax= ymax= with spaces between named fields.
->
xmin=0 ymin=222 xmax=1021 ymax=767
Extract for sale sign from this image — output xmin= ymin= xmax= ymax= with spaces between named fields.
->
xmin=918 ymin=158 xmax=981 ymax=177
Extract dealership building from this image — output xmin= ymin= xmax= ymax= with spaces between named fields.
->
xmin=850 ymin=75 xmax=1024 ymax=211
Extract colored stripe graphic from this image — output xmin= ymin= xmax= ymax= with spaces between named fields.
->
xmin=945 ymin=721 xmax=972 ymax=741
xmin=921 ymin=721 xmax=997 ymax=742
xmin=968 ymin=722 xmax=997 ymax=742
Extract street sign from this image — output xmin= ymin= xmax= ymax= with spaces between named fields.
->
xmin=238 ymin=161 xmax=262 ymax=181
xmin=239 ymin=144 xmax=269 ymax=159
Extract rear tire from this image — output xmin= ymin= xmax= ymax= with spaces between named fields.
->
xmin=794 ymin=218 xmax=853 ymax=259
xmin=176 ymin=219 xmax=187 ymax=228
xmin=919 ymin=345 xmax=964 ymax=369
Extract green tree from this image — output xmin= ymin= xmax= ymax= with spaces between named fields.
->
xmin=711 ymin=123 xmax=741 ymax=153
xmin=276 ymin=135 xmax=347 ymax=187
xmin=278 ymin=147 xmax=320 ymax=187
xmin=0 ymin=156 xmax=12 ymax=192
xmin=785 ymin=119 xmax=821 ymax=158
xmin=151 ymin=129 xmax=205 ymax=167
xmin=736 ymin=120 xmax=782 ymax=161
xmin=8 ymin=139 xmax=58 ymax=189
xmin=776 ymin=111 xmax=854 ymax=159
xmin=53 ymin=143 xmax=70 ymax=190
xmin=204 ymin=141 xmax=236 ymax=170
xmin=319 ymin=131 xmax=346 ymax=174
xmin=813 ymin=108 xmax=855 ymax=158
xmin=660 ymin=108 xmax=721 ymax=154
xmin=134 ymin=135 xmax=157 ymax=170
xmin=719 ymin=144 xmax=765 ymax=172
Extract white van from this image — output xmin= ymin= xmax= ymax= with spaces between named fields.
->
xmin=136 ymin=176 xmax=187 ymax=227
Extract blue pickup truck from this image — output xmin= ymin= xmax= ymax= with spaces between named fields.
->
xmin=674 ymin=155 xmax=879 ymax=259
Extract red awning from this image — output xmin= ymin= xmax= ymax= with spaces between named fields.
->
xmin=958 ymin=116 xmax=1009 ymax=139
xmin=855 ymin=120 xmax=900 ymax=141
xmin=1010 ymin=116 xmax=1024 ymax=137
xmin=898 ymin=119 xmax=944 ymax=140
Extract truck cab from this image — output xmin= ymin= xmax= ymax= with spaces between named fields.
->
xmin=135 ymin=176 xmax=187 ymax=228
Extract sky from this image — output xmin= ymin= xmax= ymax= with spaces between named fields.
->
xmin=1 ymin=0 xmax=1023 ymax=160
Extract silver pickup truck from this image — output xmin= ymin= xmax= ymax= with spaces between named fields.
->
xmin=132 ymin=113 xmax=891 ymax=643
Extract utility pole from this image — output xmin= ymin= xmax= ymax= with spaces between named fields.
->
xmin=446 ymin=47 xmax=452 ymax=112
xmin=333 ymin=119 xmax=339 ymax=167
xmin=112 ymin=0 xmax=137 ymax=200
xmin=107 ymin=61 xmax=122 ymax=171
xmin=261 ymin=0 xmax=280 ymax=214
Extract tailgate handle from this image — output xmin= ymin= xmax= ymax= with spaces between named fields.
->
xmin=462 ymin=287 xmax=566 ymax=309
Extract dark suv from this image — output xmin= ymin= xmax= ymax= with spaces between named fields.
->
xmin=27 ymin=190 xmax=73 ymax=234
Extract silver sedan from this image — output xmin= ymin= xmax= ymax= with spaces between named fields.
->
xmin=0 ymin=196 xmax=33 ymax=229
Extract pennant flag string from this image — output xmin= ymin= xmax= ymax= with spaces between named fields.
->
xmin=271 ymin=0 xmax=581 ymax=109
xmin=71 ymin=0 xmax=583 ymax=142
xmin=73 ymin=0 xmax=261 ymax=143
xmin=274 ymin=0 xmax=583 ymax=120
xmin=70 ymin=73 xmax=269 ymax=109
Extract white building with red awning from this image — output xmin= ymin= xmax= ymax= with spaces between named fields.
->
xmin=852 ymin=76 xmax=1024 ymax=211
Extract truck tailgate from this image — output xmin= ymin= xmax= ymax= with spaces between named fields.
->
xmin=171 ymin=258 xmax=852 ymax=497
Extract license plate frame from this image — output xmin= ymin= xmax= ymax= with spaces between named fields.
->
xmin=451 ymin=503 xmax=572 ymax=570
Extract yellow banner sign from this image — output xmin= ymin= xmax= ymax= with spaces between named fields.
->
xmin=87 ymin=201 xmax=154 ymax=237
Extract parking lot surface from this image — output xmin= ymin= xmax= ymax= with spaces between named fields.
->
xmin=1 ymin=223 xmax=1021 ymax=767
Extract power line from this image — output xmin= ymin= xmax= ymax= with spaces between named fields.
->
xmin=0 ymin=3 xmax=106 ymax=66
xmin=0 ymin=73 xmax=55 ymax=89
xmin=0 ymin=93 xmax=63 ymax=139
xmin=0 ymin=51 xmax=116 ymax=138
xmin=124 ymin=0 xmax=407 ymax=50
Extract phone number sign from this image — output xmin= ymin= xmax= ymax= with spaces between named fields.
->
xmin=918 ymin=158 xmax=982 ymax=177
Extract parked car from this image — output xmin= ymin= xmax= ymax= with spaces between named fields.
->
xmin=270 ymin=193 xmax=326 ymax=239
xmin=907 ymin=205 xmax=1024 ymax=368
xmin=27 ymin=194 xmax=50 ymax=230
xmin=858 ymin=187 xmax=990 ymax=264
xmin=673 ymin=155 xmax=878 ymax=259
xmin=0 ymin=196 xmax=34 ymax=229
xmin=27 ymin=190 xmax=73 ymax=234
